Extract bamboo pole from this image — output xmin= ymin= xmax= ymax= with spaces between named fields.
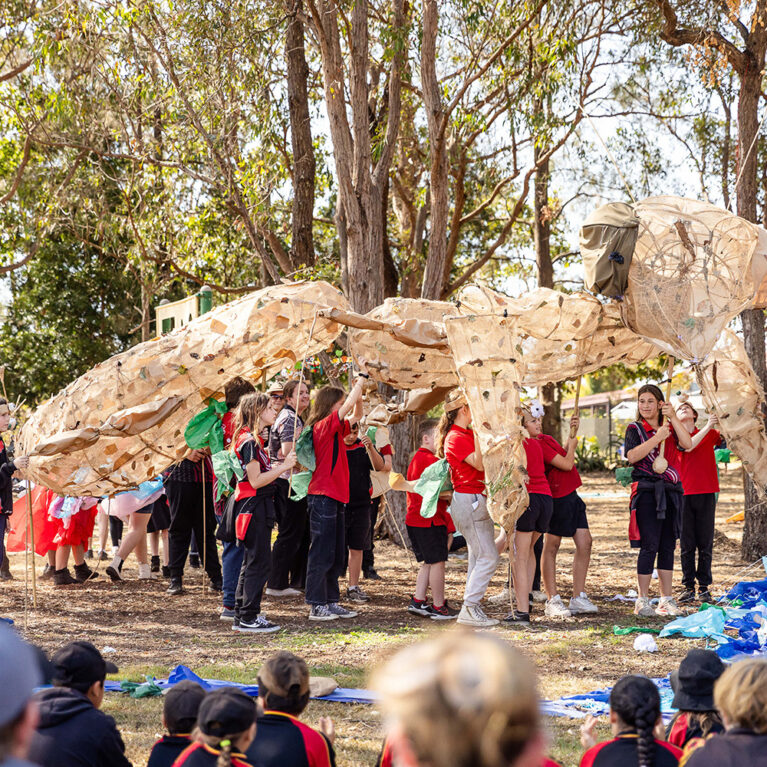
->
xmin=26 ymin=485 xmax=37 ymax=608
xmin=569 ymin=376 xmax=582 ymax=439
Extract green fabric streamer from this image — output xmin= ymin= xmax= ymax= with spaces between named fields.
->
xmin=184 ymin=399 xmax=227 ymax=453
xmin=414 ymin=459 xmax=451 ymax=519
xmin=613 ymin=625 xmax=661 ymax=635
xmin=615 ymin=466 xmax=633 ymax=487
xmin=715 ymin=448 xmax=731 ymax=464
xmin=295 ymin=427 xmax=316 ymax=471
xmin=211 ymin=450 xmax=244 ymax=501
xmin=288 ymin=471 xmax=312 ymax=501
xmin=120 ymin=678 xmax=163 ymax=698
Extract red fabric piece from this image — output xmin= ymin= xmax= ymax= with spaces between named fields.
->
xmin=628 ymin=482 xmax=641 ymax=543
xmin=222 ymin=411 xmax=236 ymax=448
xmin=668 ymin=713 xmax=690 ymax=749
xmin=379 ymin=443 xmax=393 ymax=457
xmin=7 ymin=486 xmax=58 ymax=555
xmin=444 ymin=425 xmax=484 ymax=494
xmin=406 ymin=448 xmax=449 ymax=528
xmin=680 ymin=429 xmax=721 ymax=495
xmin=308 ymin=411 xmax=351 ymax=502
xmin=53 ymin=504 xmax=98 ymax=547
xmin=523 ymin=438 xmax=553 ymax=496
xmin=539 ymin=434 xmax=582 ymax=498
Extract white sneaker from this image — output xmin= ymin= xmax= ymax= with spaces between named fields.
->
xmin=569 ymin=593 xmax=599 ymax=614
xmin=138 ymin=563 xmax=157 ymax=580
xmin=265 ymin=587 xmax=302 ymax=597
xmin=457 ymin=604 xmax=499 ymax=628
xmin=530 ymin=590 xmax=547 ymax=603
xmin=488 ymin=587 xmax=511 ymax=606
xmin=544 ymin=595 xmax=572 ymax=618
xmin=634 ymin=596 xmax=656 ymax=617
xmin=656 ymin=597 xmax=682 ymax=616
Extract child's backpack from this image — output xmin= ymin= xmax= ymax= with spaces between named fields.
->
xmin=580 ymin=201 xmax=639 ymax=297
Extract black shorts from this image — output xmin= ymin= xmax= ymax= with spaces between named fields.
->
xmin=146 ymin=497 xmax=171 ymax=533
xmin=345 ymin=502 xmax=371 ymax=550
xmin=547 ymin=491 xmax=588 ymax=538
xmin=516 ymin=493 xmax=553 ymax=534
xmin=407 ymin=524 xmax=448 ymax=564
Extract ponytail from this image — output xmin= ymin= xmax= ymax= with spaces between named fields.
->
xmin=436 ymin=409 xmax=458 ymax=458
xmin=217 ymin=739 xmax=234 ymax=767
xmin=609 ymin=676 xmax=660 ymax=767
xmin=192 ymin=727 xmax=249 ymax=767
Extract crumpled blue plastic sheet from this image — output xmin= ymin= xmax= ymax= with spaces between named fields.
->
xmin=723 ymin=577 xmax=767 ymax=608
xmin=659 ymin=607 xmax=727 ymax=640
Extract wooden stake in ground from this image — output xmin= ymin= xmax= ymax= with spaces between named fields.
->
xmin=569 ymin=376 xmax=582 ymax=439
xmin=26 ymin=483 xmax=37 ymax=608
xmin=201 ymin=458 xmax=207 ymax=594
xmin=652 ymin=356 xmax=676 ymax=474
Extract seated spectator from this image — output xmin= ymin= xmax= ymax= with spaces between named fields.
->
xmin=174 ymin=688 xmax=256 ymax=767
xmin=372 ymin=631 xmax=548 ymax=767
xmin=28 ymin=640 xmax=131 ymax=767
xmin=0 ymin=624 xmax=42 ymax=767
xmin=246 ymin=651 xmax=335 ymax=767
xmin=666 ymin=650 xmax=724 ymax=749
xmin=147 ymin=681 xmax=206 ymax=767
xmin=580 ymin=675 xmax=682 ymax=767
xmin=682 ymin=658 xmax=767 ymax=767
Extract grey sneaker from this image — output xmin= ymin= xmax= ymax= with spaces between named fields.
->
xmin=219 ymin=607 xmax=235 ymax=621
xmin=239 ymin=615 xmax=280 ymax=634
xmin=569 ymin=593 xmax=598 ymax=614
xmin=346 ymin=586 xmax=370 ymax=603
xmin=456 ymin=604 xmax=499 ymax=628
xmin=634 ymin=596 xmax=656 ymax=617
xmin=327 ymin=602 xmax=358 ymax=619
xmin=544 ymin=595 xmax=572 ymax=618
xmin=309 ymin=604 xmax=339 ymax=621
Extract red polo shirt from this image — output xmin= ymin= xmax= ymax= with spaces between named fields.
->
xmin=444 ymin=425 xmax=485 ymax=494
xmin=539 ymin=434 xmax=581 ymax=498
xmin=523 ymin=437 xmax=553 ymax=496
xmin=680 ymin=428 xmax=721 ymax=495
xmin=307 ymin=411 xmax=352 ymax=503
xmin=406 ymin=447 xmax=449 ymax=527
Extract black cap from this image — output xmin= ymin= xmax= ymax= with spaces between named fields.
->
xmin=52 ymin=641 xmax=118 ymax=689
xmin=671 ymin=649 xmax=724 ymax=712
xmin=164 ymin=681 xmax=207 ymax=734
xmin=197 ymin=688 xmax=256 ymax=738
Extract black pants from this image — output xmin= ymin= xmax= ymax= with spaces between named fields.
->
xmin=362 ymin=496 xmax=381 ymax=571
xmin=268 ymin=478 xmax=309 ymax=590
xmin=235 ymin=496 xmax=275 ymax=621
xmin=635 ymin=490 xmax=677 ymax=575
xmin=305 ymin=495 xmax=346 ymax=606
xmin=109 ymin=516 xmax=123 ymax=548
xmin=165 ymin=479 xmax=221 ymax=581
xmin=680 ymin=493 xmax=715 ymax=589
xmin=532 ymin=534 xmax=543 ymax=592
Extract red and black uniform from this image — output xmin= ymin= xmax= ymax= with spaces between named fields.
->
xmin=539 ymin=434 xmax=588 ymax=538
xmin=345 ymin=441 xmax=374 ymax=552
xmin=580 ymin=733 xmax=682 ymax=767
xmin=679 ymin=428 xmax=721 ymax=592
xmin=148 ymin=734 xmax=192 ymax=767
xmin=667 ymin=713 xmax=723 ymax=750
xmin=306 ymin=411 xmax=352 ymax=607
xmin=363 ymin=443 xmax=393 ymax=574
xmin=405 ymin=447 xmax=452 ymax=564
xmin=624 ymin=420 xmax=683 ymax=575
xmin=172 ymin=741 xmax=252 ymax=767
xmin=246 ymin=710 xmax=335 ymax=767
xmin=517 ymin=437 xmax=555 ymax=534
xmin=0 ymin=435 xmax=19 ymax=568
xmin=681 ymin=728 xmax=767 ymax=767
xmin=233 ymin=430 xmax=276 ymax=623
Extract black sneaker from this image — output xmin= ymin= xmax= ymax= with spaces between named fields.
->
xmin=239 ymin=615 xmax=280 ymax=634
xmin=347 ymin=585 xmax=370 ymax=603
xmin=167 ymin=578 xmax=184 ymax=595
xmin=678 ymin=589 xmax=696 ymax=604
xmin=84 ymin=549 xmax=94 ymax=560
xmin=209 ymin=578 xmax=223 ymax=592
xmin=407 ymin=597 xmax=431 ymax=617
xmin=698 ymin=589 xmax=713 ymax=603
xmin=98 ymin=550 xmax=109 ymax=561
xmin=53 ymin=568 xmax=79 ymax=586
xmin=426 ymin=602 xmax=459 ymax=620
xmin=161 ymin=565 xmax=171 ymax=578
xmin=150 ymin=555 xmax=161 ymax=573
xmin=74 ymin=563 xmax=99 ymax=583
xmin=502 ymin=610 xmax=531 ymax=626
xmin=363 ymin=568 xmax=383 ymax=581
xmin=189 ymin=554 xmax=201 ymax=569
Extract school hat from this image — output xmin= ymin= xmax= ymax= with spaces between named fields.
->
xmin=444 ymin=390 xmax=467 ymax=413
xmin=197 ymin=688 xmax=256 ymax=737
xmin=52 ymin=640 xmax=118 ymax=688
xmin=0 ymin=623 xmax=42 ymax=726
xmin=164 ymin=680 xmax=207 ymax=734
xmin=671 ymin=649 xmax=724 ymax=712
xmin=258 ymin=651 xmax=310 ymax=698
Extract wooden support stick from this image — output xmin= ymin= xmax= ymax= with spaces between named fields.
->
xmin=26 ymin=485 xmax=37 ymax=608
xmin=569 ymin=376 xmax=582 ymax=439
xmin=201 ymin=459 xmax=207 ymax=594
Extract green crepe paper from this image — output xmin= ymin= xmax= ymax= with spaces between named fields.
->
xmin=295 ymin=427 xmax=316 ymax=471
xmin=613 ymin=625 xmax=661 ymax=635
xmin=184 ymin=399 xmax=227 ymax=453
xmin=120 ymin=679 xmax=162 ymax=698
xmin=211 ymin=450 xmax=244 ymax=501
xmin=615 ymin=466 xmax=633 ymax=487
xmin=288 ymin=471 xmax=312 ymax=501
xmin=715 ymin=448 xmax=731 ymax=464
xmin=414 ymin=459 xmax=451 ymax=519
xmin=698 ymin=602 xmax=727 ymax=614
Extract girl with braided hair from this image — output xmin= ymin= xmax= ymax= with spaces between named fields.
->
xmin=580 ymin=675 xmax=682 ymax=767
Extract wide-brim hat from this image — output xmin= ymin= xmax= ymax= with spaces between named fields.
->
xmin=670 ymin=649 xmax=724 ymax=712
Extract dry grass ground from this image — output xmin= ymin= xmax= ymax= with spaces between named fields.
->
xmin=1 ymin=469 xmax=751 ymax=766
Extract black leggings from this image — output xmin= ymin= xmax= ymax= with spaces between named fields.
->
xmin=635 ymin=491 xmax=677 ymax=575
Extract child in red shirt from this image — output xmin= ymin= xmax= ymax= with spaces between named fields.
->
xmin=405 ymin=419 xmax=458 ymax=620
xmin=676 ymin=403 xmax=721 ymax=604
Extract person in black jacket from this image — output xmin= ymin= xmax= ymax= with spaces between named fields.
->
xmin=0 ymin=398 xmax=28 ymax=581
xmin=27 ymin=641 xmax=132 ymax=767
xmin=147 ymin=680 xmax=206 ymax=767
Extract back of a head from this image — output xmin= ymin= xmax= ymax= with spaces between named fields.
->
xmin=610 ymin=676 xmax=660 ymax=767
xmin=372 ymin=631 xmax=541 ymax=767
xmin=164 ymin=681 xmax=206 ymax=735
xmin=197 ymin=688 xmax=256 ymax=740
xmin=307 ymin=386 xmax=345 ymax=427
xmin=714 ymin=658 xmax=767 ymax=734
xmin=257 ymin=651 xmax=310 ymax=716
xmin=52 ymin=640 xmax=117 ymax=695
xmin=224 ymin=377 xmax=256 ymax=410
